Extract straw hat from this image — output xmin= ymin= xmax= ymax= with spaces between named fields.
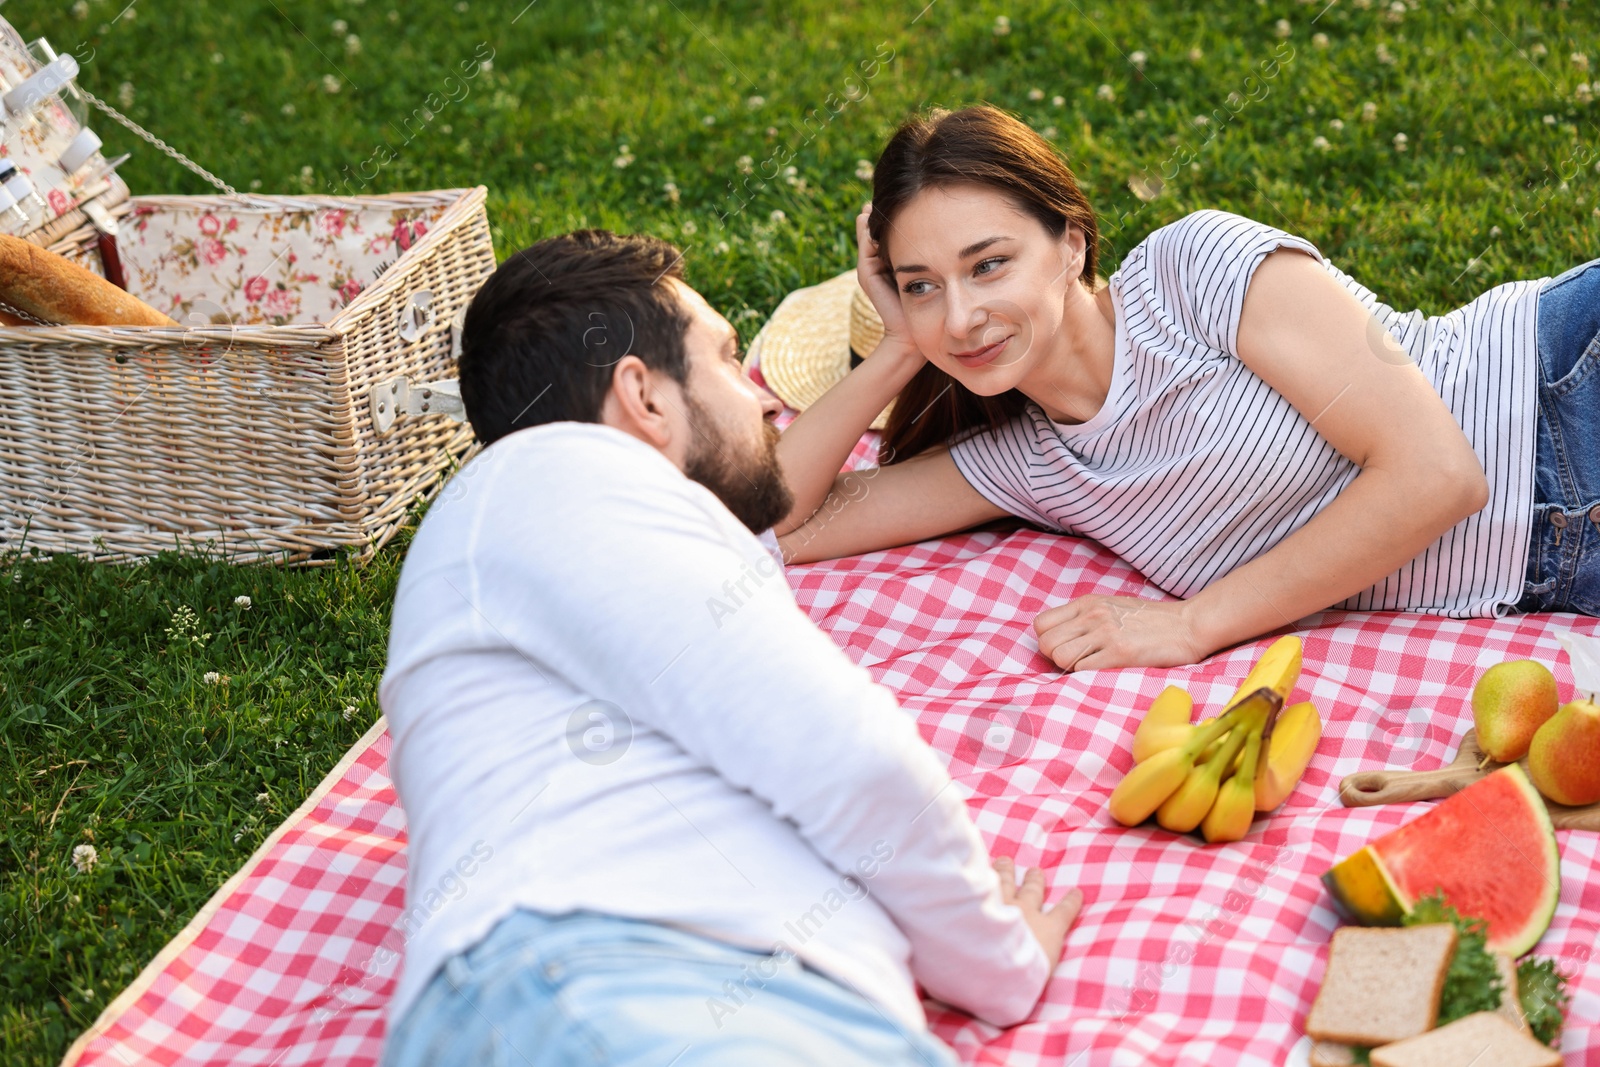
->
xmin=743 ymin=269 xmax=893 ymax=431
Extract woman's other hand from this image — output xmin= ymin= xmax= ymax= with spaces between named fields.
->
xmin=856 ymin=201 xmax=923 ymax=362
xmin=1033 ymin=595 xmax=1208 ymax=672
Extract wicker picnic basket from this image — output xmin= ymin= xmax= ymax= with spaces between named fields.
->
xmin=0 ymin=186 xmax=494 ymax=564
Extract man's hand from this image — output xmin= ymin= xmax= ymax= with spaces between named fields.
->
xmin=1033 ymin=594 xmax=1207 ymax=673
xmin=993 ymin=856 xmax=1083 ymax=972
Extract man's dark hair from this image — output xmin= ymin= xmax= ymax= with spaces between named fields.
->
xmin=457 ymin=230 xmax=690 ymax=445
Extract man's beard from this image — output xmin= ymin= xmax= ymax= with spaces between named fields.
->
xmin=681 ymin=396 xmax=795 ymax=534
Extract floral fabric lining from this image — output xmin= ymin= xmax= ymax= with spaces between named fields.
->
xmin=117 ymin=201 xmax=452 ymax=325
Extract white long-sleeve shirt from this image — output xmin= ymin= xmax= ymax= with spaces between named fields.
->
xmin=379 ymin=421 xmax=1050 ymax=1034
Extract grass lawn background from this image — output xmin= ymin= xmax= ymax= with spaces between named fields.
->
xmin=2 ymin=0 xmax=1595 ymax=1062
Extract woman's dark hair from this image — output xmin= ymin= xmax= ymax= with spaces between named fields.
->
xmin=457 ymin=229 xmax=690 ymax=445
xmin=868 ymin=105 xmax=1101 ymax=464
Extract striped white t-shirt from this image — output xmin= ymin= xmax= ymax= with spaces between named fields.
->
xmin=949 ymin=209 xmax=1541 ymax=618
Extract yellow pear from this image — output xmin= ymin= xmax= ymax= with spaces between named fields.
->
xmin=1472 ymin=659 xmax=1560 ymax=763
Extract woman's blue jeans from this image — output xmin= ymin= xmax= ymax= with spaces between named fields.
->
xmin=1515 ymin=258 xmax=1600 ymax=617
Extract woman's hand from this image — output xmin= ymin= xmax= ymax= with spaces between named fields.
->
xmin=855 ymin=201 xmax=923 ymax=362
xmin=1033 ymin=595 xmax=1208 ymax=673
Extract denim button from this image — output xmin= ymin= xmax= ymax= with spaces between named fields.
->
xmin=1590 ymin=504 xmax=1600 ymax=527
xmin=1552 ymin=511 xmax=1569 ymax=528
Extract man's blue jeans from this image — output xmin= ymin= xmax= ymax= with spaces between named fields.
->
xmin=1516 ymin=258 xmax=1600 ymax=617
xmin=381 ymin=910 xmax=960 ymax=1067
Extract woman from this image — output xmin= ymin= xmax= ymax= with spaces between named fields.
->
xmin=772 ymin=105 xmax=1600 ymax=672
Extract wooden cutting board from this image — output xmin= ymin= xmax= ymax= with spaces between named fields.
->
xmin=1339 ymin=728 xmax=1600 ymax=831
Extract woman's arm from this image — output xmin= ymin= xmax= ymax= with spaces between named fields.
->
xmin=773 ymin=203 xmax=929 ymax=536
xmin=772 ymin=340 xmax=925 ymax=536
xmin=779 ymin=446 xmax=1008 ymax=564
xmin=1034 ymin=248 xmax=1490 ymax=671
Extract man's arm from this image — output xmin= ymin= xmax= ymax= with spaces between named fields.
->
xmin=469 ymin=432 xmax=1055 ymax=1026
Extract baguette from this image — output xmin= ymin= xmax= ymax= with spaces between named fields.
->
xmin=0 ymin=233 xmax=177 ymax=326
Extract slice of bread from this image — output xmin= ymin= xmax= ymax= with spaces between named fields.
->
xmin=1305 ymin=924 xmax=1457 ymax=1045
xmin=1369 ymin=1011 xmax=1561 ymax=1067
xmin=1496 ymin=953 xmax=1530 ymax=1034
xmin=1308 ymin=1040 xmax=1357 ymax=1067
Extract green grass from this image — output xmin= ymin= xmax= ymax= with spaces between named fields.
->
xmin=1 ymin=0 xmax=1595 ymax=1063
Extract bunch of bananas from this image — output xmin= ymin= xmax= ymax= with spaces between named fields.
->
xmin=1107 ymin=635 xmax=1323 ymax=843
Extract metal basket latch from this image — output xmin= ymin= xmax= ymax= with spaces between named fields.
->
xmin=370 ymin=376 xmax=465 ymax=437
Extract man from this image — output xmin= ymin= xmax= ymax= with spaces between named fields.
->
xmin=378 ymin=229 xmax=1081 ymax=1066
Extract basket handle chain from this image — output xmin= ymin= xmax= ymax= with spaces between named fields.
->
xmin=78 ymin=86 xmax=237 ymax=196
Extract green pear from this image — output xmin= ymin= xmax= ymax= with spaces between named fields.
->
xmin=1529 ymin=698 xmax=1600 ymax=806
xmin=1471 ymin=659 xmax=1560 ymax=763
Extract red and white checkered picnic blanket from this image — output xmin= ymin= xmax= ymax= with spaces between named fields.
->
xmin=62 ymin=440 xmax=1600 ymax=1066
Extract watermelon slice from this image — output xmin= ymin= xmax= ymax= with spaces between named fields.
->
xmin=1323 ymin=765 xmax=1560 ymax=956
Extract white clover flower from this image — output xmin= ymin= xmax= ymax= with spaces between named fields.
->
xmin=257 ymin=791 xmax=271 ymax=805
xmin=204 ymin=671 xmax=221 ymax=685
xmin=1393 ymin=131 xmax=1409 ymax=151
xmin=1313 ymin=135 xmax=1331 ymax=150
xmin=72 ymin=844 xmax=98 ymax=873
xmin=1385 ymin=0 xmax=1404 ymax=21
xmin=1274 ymin=19 xmax=1292 ymax=38
xmin=281 ymin=103 xmax=296 ymax=116
xmin=1531 ymin=43 xmax=1547 ymax=58
xmin=480 ymin=58 xmax=493 ymax=73
xmin=746 ymin=94 xmax=765 ymax=109
xmin=736 ymin=155 xmax=754 ymax=174
xmin=1328 ymin=118 xmax=1345 ymax=130
xmin=1490 ymin=225 xmax=1502 ymax=237
xmin=1544 ymin=114 xmax=1557 ymax=125
xmin=1041 ymin=125 xmax=1058 ymax=139
xmin=300 ymin=164 xmax=315 ymax=185
xmin=455 ymin=0 xmax=468 ymax=10
xmin=783 ymin=165 xmax=797 ymax=177
xmin=1453 ymin=144 xmax=1466 ymax=154
xmin=1193 ymin=114 xmax=1210 ymax=126
xmin=855 ymin=160 xmax=875 ymax=180
xmin=663 ymin=181 xmax=680 ymax=203
xmin=1573 ymin=53 xmax=1590 ymax=71
xmin=1096 ymin=83 xmax=1115 ymax=101
xmin=715 ymin=240 xmax=731 ymax=254
xmin=1376 ymin=43 xmax=1395 ymax=65
xmin=1361 ymin=101 xmax=1378 ymax=122
xmin=680 ymin=219 xmax=698 ymax=235
xmin=1577 ymin=83 xmax=1594 ymax=105
xmin=1028 ymin=87 xmax=1045 ymax=100
xmin=1312 ymin=32 xmax=1329 ymax=49
xmin=769 ymin=209 xmax=786 ymax=223
xmin=72 ymin=0 xmax=89 ymax=17
xmin=613 ymin=153 xmax=634 ymax=168
xmin=322 ymin=74 xmax=342 ymax=94
xmin=702 ymin=115 xmax=716 ymax=126
xmin=1188 ymin=47 xmax=1204 ymax=62
xmin=211 ymin=52 xmax=225 ymax=65
xmin=1051 ymin=94 xmax=1065 ymax=107
xmin=1134 ymin=108 xmax=1148 ymax=121
xmin=118 ymin=82 xmax=135 ymax=108
xmin=1129 ymin=51 xmax=1147 ymax=69
xmin=345 ymin=34 xmax=362 ymax=56
xmin=332 ymin=17 xmax=348 ymax=33
xmin=234 ymin=595 xmax=252 ymax=609
xmin=343 ymin=705 xmax=357 ymax=721
xmin=993 ymin=15 xmax=1011 ymax=35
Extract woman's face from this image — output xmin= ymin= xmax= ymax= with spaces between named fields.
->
xmin=885 ymin=183 xmax=1082 ymax=396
